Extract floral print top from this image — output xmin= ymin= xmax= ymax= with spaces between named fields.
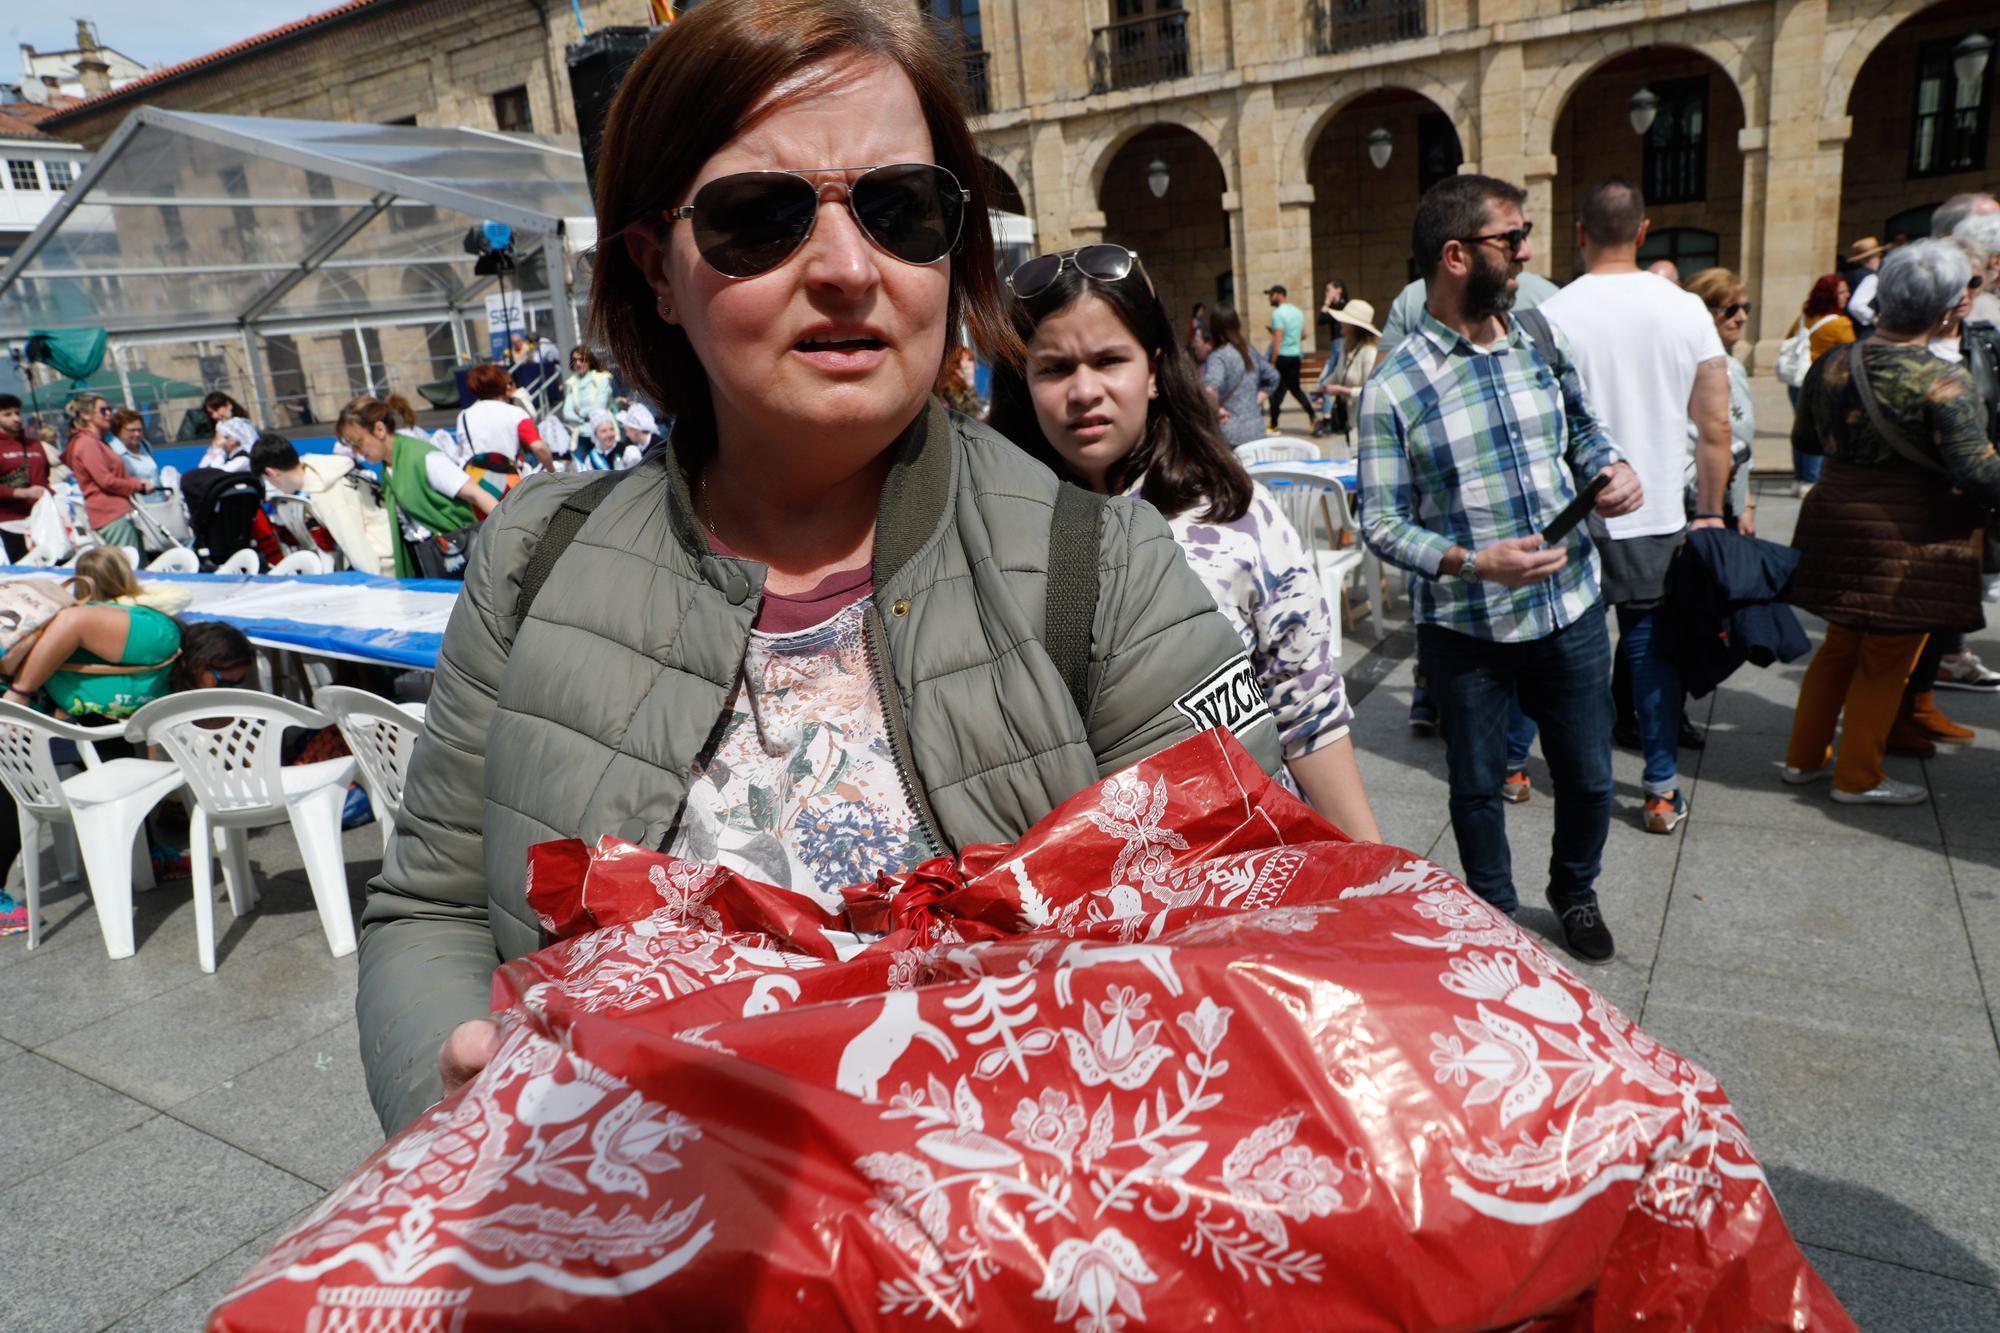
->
xmin=667 ymin=595 xmax=928 ymax=911
xmin=1136 ymin=480 xmax=1353 ymax=760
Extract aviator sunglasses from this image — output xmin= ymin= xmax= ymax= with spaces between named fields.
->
xmin=1007 ymin=244 xmax=1155 ymax=301
xmin=664 ymin=162 xmax=969 ymax=279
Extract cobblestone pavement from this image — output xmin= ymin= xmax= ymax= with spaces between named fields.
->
xmin=0 ymin=481 xmax=1994 ymax=1329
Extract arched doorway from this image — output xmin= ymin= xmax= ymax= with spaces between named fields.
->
xmin=1838 ymin=1 xmax=1996 ymax=257
xmin=1549 ymin=48 xmax=1748 ymax=283
xmin=1307 ymin=88 xmax=1463 ymax=318
xmin=981 ymin=156 xmax=1034 ymax=276
xmin=1099 ymin=124 xmax=1230 ymax=332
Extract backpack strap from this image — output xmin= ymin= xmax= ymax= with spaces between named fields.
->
xmin=1044 ymin=481 xmax=1107 ymax=724
xmin=1515 ymin=307 xmax=1564 ymax=378
xmin=513 ymin=472 xmax=625 ymax=621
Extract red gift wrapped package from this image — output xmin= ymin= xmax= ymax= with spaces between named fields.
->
xmin=211 ymin=730 xmax=1849 ymax=1331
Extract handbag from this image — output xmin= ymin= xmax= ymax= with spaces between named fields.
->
xmin=1777 ymin=315 xmax=1835 ymax=388
xmin=407 ymin=522 xmax=481 ymax=580
xmin=0 ymin=579 xmax=73 ymax=657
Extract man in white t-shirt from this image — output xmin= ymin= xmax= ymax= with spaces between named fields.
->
xmin=1541 ymin=177 xmax=1730 ymax=838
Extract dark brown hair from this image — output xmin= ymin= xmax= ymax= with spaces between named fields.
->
xmin=1207 ymin=303 xmax=1251 ymax=368
xmin=336 ymin=394 xmax=418 ymax=435
xmin=987 ymin=260 xmax=1253 ymax=525
xmin=171 ymin=620 xmax=255 ymax=694
xmin=1581 ymin=176 xmax=1646 ymax=247
xmin=587 ymin=0 xmax=1019 ymax=422
xmin=107 ymin=407 xmax=144 ymax=437
xmin=569 ymin=345 xmax=603 ymax=372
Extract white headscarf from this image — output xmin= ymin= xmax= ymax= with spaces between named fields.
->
xmin=216 ymin=417 xmax=259 ymax=453
xmin=615 ymin=402 xmax=657 ymax=436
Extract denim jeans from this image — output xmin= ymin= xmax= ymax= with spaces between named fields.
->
xmin=1419 ymin=608 xmax=1614 ymax=914
xmin=1505 ymin=701 xmax=1537 ymax=772
xmin=1614 ymin=605 xmax=1682 ymax=798
xmin=1787 ymin=385 xmax=1822 ymax=483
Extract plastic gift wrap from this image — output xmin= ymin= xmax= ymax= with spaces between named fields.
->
xmin=211 ymin=731 xmax=1849 ymax=1331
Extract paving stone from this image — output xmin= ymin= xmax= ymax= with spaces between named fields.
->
xmin=1947 ymin=856 xmax=2000 ymax=1035
xmin=1662 ymin=820 xmax=1981 ymax=1003
xmin=172 ymin=1016 xmax=382 ymax=1191
xmin=1799 ymin=1242 xmax=2000 ymax=1331
xmin=1642 ymin=962 xmax=2000 ymax=1286
xmin=37 ymin=932 xmax=359 ymax=1109
xmin=0 ymin=1116 xmax=321 ymax=1331
xmin=106 ymin=1220 xmax=297 ymax=1332
xmin=0 ymin=1053 xmax=154 ymax=1195
xmin=1680 ymin=736 xmax=1943 ymax=842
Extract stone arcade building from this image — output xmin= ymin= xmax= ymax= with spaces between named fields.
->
xmin=35 ymin=0 xmax=2000 ymax=395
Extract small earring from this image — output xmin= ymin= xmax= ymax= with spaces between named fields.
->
xmin=657 ymin=295 xmax=673 ymax=318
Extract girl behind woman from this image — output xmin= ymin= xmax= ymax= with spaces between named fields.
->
xmin=107 ymin=408 xmax=162 ymax=486
xmin=1200 ymin=302 xmax=1265 ymax=448
xmin=988 ymin=249 xmax=1379 ymax=839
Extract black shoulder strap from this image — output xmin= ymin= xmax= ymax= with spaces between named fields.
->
xmin=1045 ymin=482 xmax=1107 ymax=723
xmin=1847 ymin=342 xmax=1947 ymax=478
xmin=1516 ymin=307 xmax=1563 ymax=377
xmin=513 ymin=472 xmax=625 ymax=621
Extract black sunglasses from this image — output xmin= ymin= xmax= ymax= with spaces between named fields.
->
xmin=1007 ymin=244 xmax=1156 ymax=301
xmin=664 ymin=162 xmax=968 ymax=279
xmin=1717 ymin=301 xmax=1753 ymax=318
xmin=1461 ymin=223 xmax=1533 ymax=254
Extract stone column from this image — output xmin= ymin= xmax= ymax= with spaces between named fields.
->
xmin=1751 ymin=0 xmax=1839 ymax=371
xmin=1030 ymin=120 xmax=1076 ymax=250
xmin=1736 ymin=126 xmax=1770 ymax=362
xmin=1523 ymin=156 xmax=1559 ymax=270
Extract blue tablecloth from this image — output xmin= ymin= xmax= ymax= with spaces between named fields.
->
xmin=0 ymin=567 xmax=458 ymax=671
xmin=1247 ymin=457 xmax=1359 ymax=493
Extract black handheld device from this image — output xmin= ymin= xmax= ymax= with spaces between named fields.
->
xmin=1540 ymin=472 xmax=1611 ymax=545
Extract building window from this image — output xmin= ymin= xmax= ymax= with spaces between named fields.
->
xmin=1418 ymin=112 xmax=1463 ymax=195
xmin=1642 ymin=76 xmax=1707 ymax=205
xmin=158 ymin=184 xmax=186 ymax=251
xmin=492 ymin=87 xmax=532 ymax=134
xmin=929 ymin=0 xmax=981 ymax=47
xmin=1910 ymin=32 xmax=1993 ymax=178
xmin=1638 ymin=227 xmax=1719 ymax=276
xmin=7 ymin=160 xmax=40 ymax=191
xmin=44 ymin=159 xmax=74 ymax=190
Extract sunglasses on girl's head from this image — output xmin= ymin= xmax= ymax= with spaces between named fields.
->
xmin=663 ymin=162 xmax=968 ymax=279
xmin=1007 ymin=244 xmax=1155 ymax=301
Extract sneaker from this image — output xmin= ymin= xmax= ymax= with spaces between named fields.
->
xmin=1643 ymin=790 xmax=1688 ymax=834
xmin=1934 ymin=653 xmax=2000 ymax=694
xmin=1830 ymin=778 xmax=1928 ymax=806
xmin=1779 ymin=762 xmax=1832 ymax=785
xmin=1547 ymin=893 xmax=1615 ymax=964
xmin=1409 ymin=700 xmax=1438 ymax=736
xmin=1501 ymin=770 xmax=1532 ymax=803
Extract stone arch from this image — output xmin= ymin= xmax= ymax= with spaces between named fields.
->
xmin=1067 ymin=106 xmax=1232 ymax=225
xmin=1822 ymin=0 xmax=1950 ymax=124
xmin=1531 ymin=21 xmax=1765 ymax=157
xmin=978 ymin=139 xmax=1034 ymax=218
xmin=979 ymin=155 xmax=1029 ymax=217
xmin=1288 ymin=73 xmax=1478 ymax=182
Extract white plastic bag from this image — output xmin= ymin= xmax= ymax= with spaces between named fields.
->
xmin=26 ymin=494 xmax=71 ymax=565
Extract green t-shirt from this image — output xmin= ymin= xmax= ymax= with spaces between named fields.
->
xmin=1268 ymin=302 xmax=1305 ymax=357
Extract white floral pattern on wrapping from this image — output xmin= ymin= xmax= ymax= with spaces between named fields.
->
xmin=1139 ymin=481 xmax=1353 ymax=761
xmin=669 ymin=597 xmax=926 ymax=909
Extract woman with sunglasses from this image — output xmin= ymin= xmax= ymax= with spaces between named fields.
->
xmin=989 ymin=246 xmax=1379 ymax=841
xmin=1681 ymin=269 xmax=1755 ymax=534
xmin=354 ymin=0 xmax=1282 ymax=1136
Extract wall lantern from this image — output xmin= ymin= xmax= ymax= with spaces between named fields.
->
xmin=1366 ymin=126 xmax=1393 ymax=171
xmin=1146 ymin=158 xmax=1170 ymax=199
xmin=1954 ymin=32 xmax=1993 ymax=92
xmin=1628 ymin=86 xmax=1659 ymax=136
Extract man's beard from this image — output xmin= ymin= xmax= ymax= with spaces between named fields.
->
xmin=1463 ymin=250 xmax=1520 ymax=320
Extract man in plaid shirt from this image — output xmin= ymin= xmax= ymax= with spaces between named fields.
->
xmin=1359 ymin=174 xmax=1641 ymax=963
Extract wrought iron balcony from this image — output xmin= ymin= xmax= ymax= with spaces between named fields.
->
xmin=1308 ymin=0 xmax=1425 ymax=56
xmin=961 ymin=48 xmax=991 ymax=116
xmin=1090 ymin=11 xmax=1191 ymax=95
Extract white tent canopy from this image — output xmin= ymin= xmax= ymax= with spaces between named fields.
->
xmin=0 ymin=108 xmax=595 ymax=392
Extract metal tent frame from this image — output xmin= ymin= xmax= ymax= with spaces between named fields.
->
xmin=0 ymin=107 xmax=595 ymax=416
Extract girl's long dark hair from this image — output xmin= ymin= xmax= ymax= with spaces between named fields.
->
xmin=988 ymin=261 xmax=1253 ymax=524
xmin=1207 ymin=302 xmax=1252 ymax=367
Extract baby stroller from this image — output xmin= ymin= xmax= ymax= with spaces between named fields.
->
xmin=180 ymin=467 xmax=267 ymax=569
xmin=128 ymin=485 xmax=195 ymax=558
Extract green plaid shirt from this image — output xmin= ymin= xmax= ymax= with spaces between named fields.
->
xmin=1358 ymin=309 xmax=1621 ymax=643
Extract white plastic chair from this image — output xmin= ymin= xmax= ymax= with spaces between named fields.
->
xmin=146 ymin=547 xmax=200 ymax=573
xmin=1250 ymin=466 xmax=1376 ymax=654
xmin=1235 ymin=436 xmax=1321 ymax=466
xmin=0 ymin=701 xmax=183 ymax=958
xmin=269 ymin=549 xmax=326 ymax=576
xmin=314 ymin=687 xmax=425 ymax=851
xmin=126 ymin=689 xmax=359 ymax=970
xmin=215 ymin=548 xmax=261 ymax=575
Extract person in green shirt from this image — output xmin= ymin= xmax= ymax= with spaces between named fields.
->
xmin=336 ymin=394 xmax=498 ymax=579
xmin=1263 ymin=284 xmax=1317 ymax=431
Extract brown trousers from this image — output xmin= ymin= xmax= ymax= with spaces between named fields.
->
xmin=1785 ymin=625 xmax=1928 ymax=793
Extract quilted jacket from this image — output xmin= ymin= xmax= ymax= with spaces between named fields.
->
xmin=355 ymin=400 xmax=1282 ymax=1131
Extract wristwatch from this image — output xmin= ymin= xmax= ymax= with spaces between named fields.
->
xmin=1456 ymin=549 xmax=1480 ymax=582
